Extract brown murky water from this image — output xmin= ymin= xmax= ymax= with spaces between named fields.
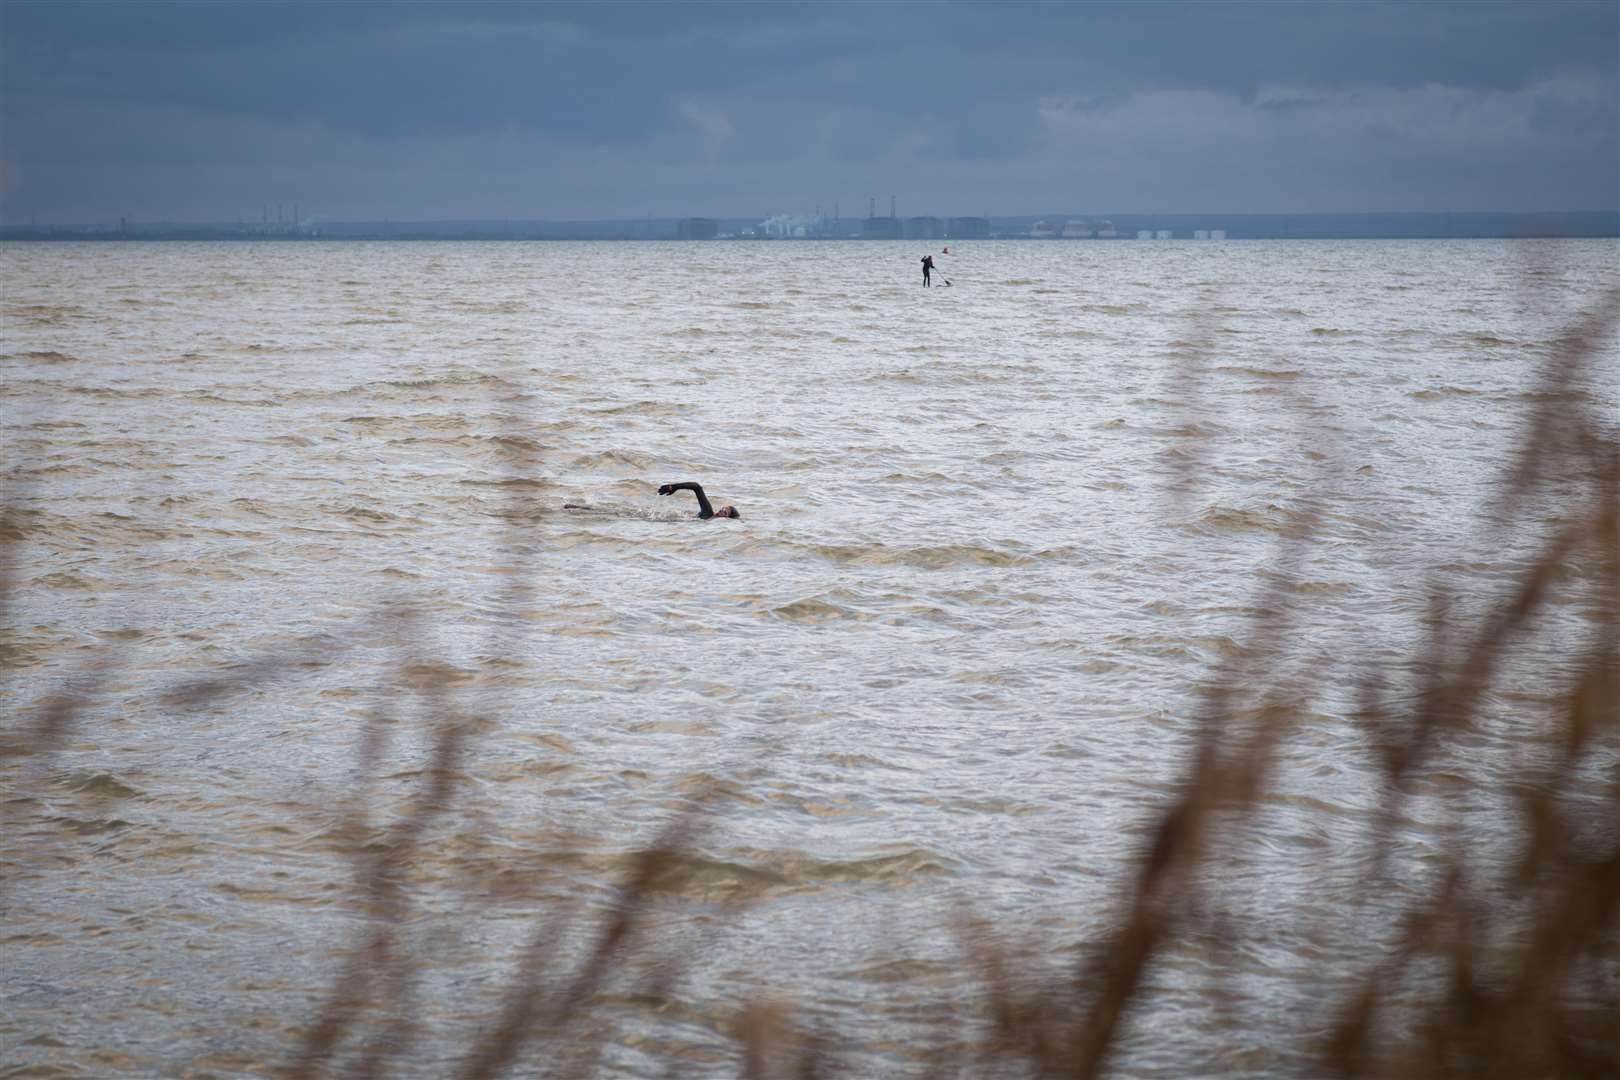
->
xmin=2 ymin=239 xmax=1616 ymax=1076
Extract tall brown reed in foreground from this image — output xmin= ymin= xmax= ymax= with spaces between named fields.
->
xmin=3 ymin=294 xmax=1615 ymax=1078
xmin=960 ymin=293 xmax=1619 ymax=1080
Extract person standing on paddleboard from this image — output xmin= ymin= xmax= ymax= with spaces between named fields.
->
xmin=921 ymin=253 xmax=935 ymax=287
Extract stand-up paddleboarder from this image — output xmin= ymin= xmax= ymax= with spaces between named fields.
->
xmin=921 ymin=253 xmax=935 ymax=287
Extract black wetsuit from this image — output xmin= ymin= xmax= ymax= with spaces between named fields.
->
xmin=922 ymin=255 xmax=934 ymax=287
xmin=657 ymin=481 xmax=738 ymax=519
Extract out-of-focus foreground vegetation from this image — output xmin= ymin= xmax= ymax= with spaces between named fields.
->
xmin=3 ymin=295 xmax=1616 ymax=1079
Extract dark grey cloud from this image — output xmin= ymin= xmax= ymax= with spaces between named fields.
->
xmin=2 ymin=1 xmax=1614 ymax=221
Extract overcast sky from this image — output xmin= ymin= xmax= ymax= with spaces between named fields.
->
xmin=2 ymin=0 xmax=1616 ymax=223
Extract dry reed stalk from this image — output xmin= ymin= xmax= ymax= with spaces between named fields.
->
xmin=456 ymin=800 xmax=716 ymax=1080
xmin=948 ymin=292 xmax=1617 ymax=1080
xmin=738 ymin=997 xmax=830 ymax=1080
xmin=286 ymin=673 xmax=467 ymax=1080
xmin=1319 ymin=293 xmax=1619 ymax=1079
xmin=0 ymin=485 xmax=123 ymax=899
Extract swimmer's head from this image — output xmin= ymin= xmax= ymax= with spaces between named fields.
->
xmin=716 ymin=505 xmax=740 ymax=519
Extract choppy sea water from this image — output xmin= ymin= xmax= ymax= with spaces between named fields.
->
xmin=2 ymin=239 xmax=1616 ymax=1077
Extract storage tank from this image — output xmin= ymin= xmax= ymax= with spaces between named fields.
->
xmin=903 ymin=216 xmax=944 ymax=239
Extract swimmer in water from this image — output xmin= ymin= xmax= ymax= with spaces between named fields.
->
xmin=658 ymin=481 xmax=740 ymax=519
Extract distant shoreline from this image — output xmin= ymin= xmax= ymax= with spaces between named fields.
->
xmin=6 ymin=210 xmax=1613 ymax=244
xmin=3 ymin=210 xmax=1615 ymax=243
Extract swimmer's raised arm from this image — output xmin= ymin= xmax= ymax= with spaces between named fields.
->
xmin=657 ymin=481 xmax=740 ymax=520
xmin=658 ymin=481 xmax=714 ymax=516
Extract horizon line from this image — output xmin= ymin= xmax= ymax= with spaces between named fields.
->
xmin=5 ymin=209 xmax=1619 ymax=230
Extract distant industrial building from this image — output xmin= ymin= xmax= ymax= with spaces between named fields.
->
xmin=858 ymin=196 xmax=905 ymax=239
xmin=757 ymin=214 xmax=825 ymax=239
xmin=862 ymin=215 xmax=903 ymax=239
xmin=1194 ymin=230 xmax=1209 ymax=240
xmin=1061 ymin=220 xmax=1091 ymax=239
xmin=1156 ymin=229 xmax=1172 ymax=240
xmin=903 ymin=216 xmax=944 ymax=239
xmin=1029 ymin=220 xmax=1058 ymax=239
xmin=948 ymin=217 xmax=990 ymax=239
xmin=675 ymin=217 xmax=718 ymax=240
xmin=1137 ymin=230 xmax=1153 ymax=240
xmin=1095 ymin=221 xmax=1118 ymax=238
xmin=1210 ymin=229 xmax=1226 ymax=240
